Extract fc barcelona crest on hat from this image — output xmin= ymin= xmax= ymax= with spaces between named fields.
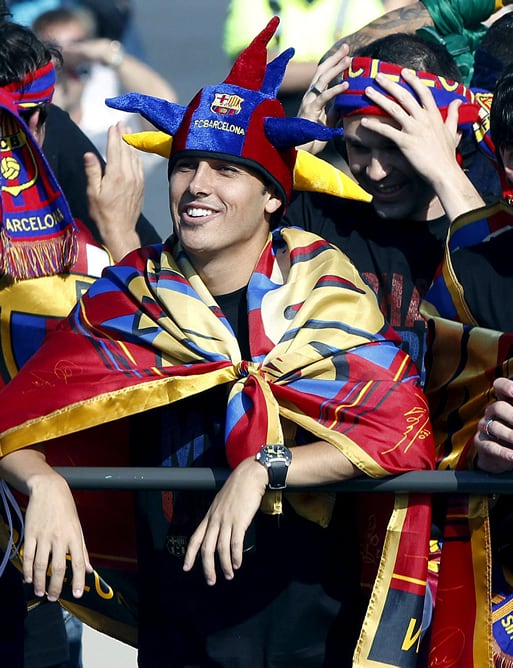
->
xmin=211 ymin=93 xmax=243 ymax=116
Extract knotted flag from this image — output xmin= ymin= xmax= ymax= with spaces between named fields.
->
xmin=0 ymin=227 xmax=435 ymax=665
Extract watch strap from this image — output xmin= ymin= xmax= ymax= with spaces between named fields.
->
xmin=267 ymin=459 xmax=288 ymax=490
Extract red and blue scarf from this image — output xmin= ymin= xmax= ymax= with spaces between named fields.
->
xmin=334 ymin=57 xmax=496 ymax=162
xmin=0 ymin=62 xmax=77 ymax=280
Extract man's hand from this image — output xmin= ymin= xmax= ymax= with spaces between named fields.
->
xmin=475 ymin=378 xmax=513 ymax=473
xmin=183 ymin=457 xmax=267 ymax=585
xmin=359 ymin=68 xmax=462 ymax=183
xmin=182 ymin=440 xmax=359 ymax=585
xmin=359 ymin=68 xmax=485 ymax=220
xmin=296 ymin=45 xmax=350 ymax=154
xmin=0 ymin=448 xmax=92 ymax=601
xmin=84 ymin=121 xmax=144 ymax=261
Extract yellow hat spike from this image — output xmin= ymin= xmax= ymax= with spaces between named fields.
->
xmin=122 ymin=132 xmax=371 ymax=203
xmin=122 ymin=131 xmax=172 ymax=158
xmin=293 ymin=149 xmax=371 ymax=202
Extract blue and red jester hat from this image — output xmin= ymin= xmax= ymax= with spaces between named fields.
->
xmin=106 ymin=16 xmax=344 ymax=205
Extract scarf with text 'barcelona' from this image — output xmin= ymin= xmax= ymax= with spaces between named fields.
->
xmin=0 ymin=226 xmax=434 ymax=666
xmin=0 ymin=62 xmax=77 ymax=280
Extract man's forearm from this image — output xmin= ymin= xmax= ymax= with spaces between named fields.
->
xmin=287 ymin=440 xmax=361 ymax=486
xmin=321 ymin=3 xmax=433 ymax=61
xmin=433 ymin=166 xmax=486 ymax=222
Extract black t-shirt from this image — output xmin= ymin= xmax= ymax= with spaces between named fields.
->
xmin=451 ymin=228 xmax=513 ymax=331
xmin=216 ymin=286 xmax=250 ymax=359
xmin=130 ymin=284 xmax=361 ymax=667
xmin=283 ymin=191 xmax=449 ymax=377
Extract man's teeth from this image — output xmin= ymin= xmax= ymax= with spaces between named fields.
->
xmin=377 ymin=184 xmax=401 ymax=193
xmin=187 ymin=207 xmax=212 ymax=217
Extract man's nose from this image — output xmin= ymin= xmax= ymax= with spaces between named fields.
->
xmin=366 ymin=152 xmax=391 ymax=181
xmin=188 ymin=162 xmax=213 ymax=196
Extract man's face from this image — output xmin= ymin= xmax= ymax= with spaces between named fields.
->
xmin=343 ymin=114 xmax=438 ymax=221
xmin=169 ymin=156 xmax=281 ymax=271
xmin=500 ymin=146 xmax=513 ymax=186
xmin=37 ymin=19 xmax=90 ymax=90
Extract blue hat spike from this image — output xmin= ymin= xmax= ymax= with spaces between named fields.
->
xmin=262 ymin=48 xmax=295 ymax=96
xmin=264 ymin=116 xmax=344 ymax=148
xmin=105 ymin=93 xmax=187 ymax=136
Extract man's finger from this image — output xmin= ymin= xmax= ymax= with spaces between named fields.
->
xmin=83 ymin=151 xmax=103 ymax=194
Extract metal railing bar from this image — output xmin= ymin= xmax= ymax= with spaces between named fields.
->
xmin=54 ymin=467 xmax=513 ymax=494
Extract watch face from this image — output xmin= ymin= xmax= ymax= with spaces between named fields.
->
xmin=258 ymin=444 xmax=292 ymax=465
xmin=266 ymin=444 xmax=288 ymax=458
xmin=256 ymin=444 xmax=292 ymax=490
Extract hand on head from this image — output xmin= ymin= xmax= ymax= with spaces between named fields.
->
xmin=296 ymin=45 xmax=350 ymax=154
xmin=475 ymin=377 xmax=513 ymax=473
xmin=358 ymin=68 xmax=463 ymax=187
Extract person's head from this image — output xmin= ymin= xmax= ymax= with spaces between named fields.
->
xmin=33 ymin=6 xmax=97 ymax=47
xmin=355 ymin=33 xmax=462 ymax=81
xmin=490 ymin=64 xmax=513 ymax=184
xmin=0 ymin=20 xmax=61 ymax=143
xmin=106 ymin=18 xmax=349 ymax=279
xmin=334 ymin=34 xmax=468 ymax=221
xmin=33 ymin=6 xmax=97 ymax=101
xmin=471 ymin=11 xmax=513 ymax=92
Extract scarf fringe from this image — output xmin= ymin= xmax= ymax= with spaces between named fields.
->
xmin=0 ymin=226 xmax=78 ymax=280
xmin=494 ymin=644 xmax=513 ymax=668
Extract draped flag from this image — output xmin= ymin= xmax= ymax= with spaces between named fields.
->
xmin=0 ymin=226 xmax=435 ymax=664
xmin=421 ymin=201 xmax=513 ymax=667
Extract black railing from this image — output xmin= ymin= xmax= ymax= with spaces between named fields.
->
xmin=54 ymin=467 xmax=513 ymax=494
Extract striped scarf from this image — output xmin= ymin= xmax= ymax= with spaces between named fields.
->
xmin=0 ymin=62 xmax=77 ymax=280
xmin=0 ymin=227 xmax=435 ymax=665
xmin=334 ymin=57 xmax=496 ymax=162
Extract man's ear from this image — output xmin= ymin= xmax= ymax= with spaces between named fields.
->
xmin=264 ymin=185 xmax=283 ymax=215
xmin=500 ymin=146 xmax=513 ymax=185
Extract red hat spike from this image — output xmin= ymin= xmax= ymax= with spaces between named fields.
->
xmin=224 ymin=16 xmax=280 ymax=91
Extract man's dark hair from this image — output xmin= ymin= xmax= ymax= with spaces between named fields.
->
xmin=355 ymin=33 xmax=463 ymax=81
xmin=0 ymin=21 xmax=62 ymax=127
xmin=471 ymin=12 xmax=513 ymax=91
xmin=478 ymin=13 xmax=513 ymax=73
xmin=490 ymin=63 xmax=513 ymax=166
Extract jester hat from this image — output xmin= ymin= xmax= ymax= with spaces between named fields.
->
xmin=333 ymin=57 xmax=495 ymax=160
xmin=106 ymin=17 xmax=371 ymax=205
xmin=0 ymin=61 xmax=77 ymax=280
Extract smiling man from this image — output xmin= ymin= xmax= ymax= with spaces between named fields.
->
xmin=169 ymin=156 xmax=281 ymax=297
xmin=287 ymin=33 xmax=492 ymax=380
xmin=0 ymin=17 xmax=437 ymax=668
